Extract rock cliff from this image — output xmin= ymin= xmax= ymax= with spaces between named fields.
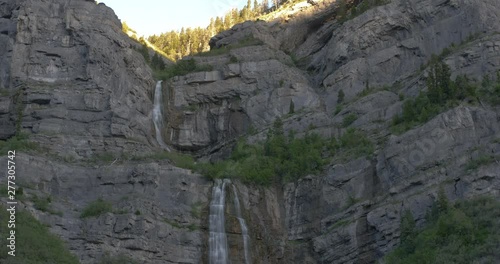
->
xmin=0 ymin=0 xmax=158 ymax=159
xmin=0 ymin=0 xmax=499 ymax=263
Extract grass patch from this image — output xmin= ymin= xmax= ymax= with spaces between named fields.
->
xmin=31 ymin=195 xmax=62 ymax=216
xmin=80 ymin=198 xmax=113 ymax=218
xmin=0 ymin=206 xmax=79 ymax=264
xmin=385 ymin=195 xmax=500 ymax=264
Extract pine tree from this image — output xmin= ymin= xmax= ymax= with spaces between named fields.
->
xmin=262 ymin=0 xmax=270 ymax=12
xmin=253 ymin=0 xmax=260 ymax=15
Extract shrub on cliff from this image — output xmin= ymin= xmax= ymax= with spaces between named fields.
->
xmin=385 ymin=195 xmax=500 ymax=264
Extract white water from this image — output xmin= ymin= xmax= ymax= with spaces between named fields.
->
xmin=209 ymin=179 xmax=230 ymax=264
xmin=232 ymin=185 xmax=251 ymax=264
xmin=152 ymin=81 xmax=170 ymax=151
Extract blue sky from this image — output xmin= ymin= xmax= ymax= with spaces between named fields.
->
xmin=99 ymin=0 xmax=249 ymax=37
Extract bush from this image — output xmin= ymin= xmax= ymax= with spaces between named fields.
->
xmin=0 ymin=206 xmax=79 ymax=264
xmin=32 ymin=195 xmax=51 ymax=212
xmin=338 ymin=128 xmax=374 ymax=159
xmin=342 ymin=113 xmax=358 ymax=127
xmin=80 ymin=198 xmax=113 ymax=218
xmin=334 ymin=105 xmax=343 ymax=115
xmin=385 ymin=196 xmax=500 ymax=264
xmin=337 ymin=89 xmax=345 ymax=104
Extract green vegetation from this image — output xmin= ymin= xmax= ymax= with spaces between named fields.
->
xmin=196 ymin=119 xmax=373 ymax=185
xmin=31 ymin=195 xmax=62 ymax=216
xmin=392 ymin=63 xmax=500 ymax=135
xmin=342 ymin=113 xmax=358 ymax=127
xmin=338 ymin=128 xmax=374 ymax=160
xmin=478 ymin=71 xmax=500 ymax=105
xmin=230 ymin=55 xmax=239 ymax=63
xmin=0 ymin=206 xmax=79 ymax=264
xmin=0 ymin=133 xmax=42 ymax=154
xmin=334 ymin=105 xmax=343 ymax=115
xmin=289 ymin=100 xmax=295 ymax=114
xmin=0 ymin=89 xmax=9 ymax=96
xmin=80 ymin=198 xmax=113 ymax=218
xmin=98 ymin=253 xmax=137 ymax=264
xmin=391 ymin=60 xmax=478 ymax=134
xmin=337 ymin=89 xmax=345 ymax=104
xmin=385 ymin=195 xmax=500 ymax=264
xmin=465 ymin=155 xmax=497 ymax=171
xmin=154 ymin=58 xmax=213 ymax=80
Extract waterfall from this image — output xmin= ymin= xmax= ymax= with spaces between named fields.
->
xmin=232 ymin=185 xmax=251 ymax=264
xmin=152 ymin=81 xmax=170 ymax=151
xmin=209 ymin=179 xmax=230 ymax=264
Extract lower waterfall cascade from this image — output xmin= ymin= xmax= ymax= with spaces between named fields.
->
xmin=232 ymin=185 xmax=251 ymax=264
xmin=209 ymin=179 xmax=230 ymax=264
xmin=208 ymin=179 xmax=251 ymax=264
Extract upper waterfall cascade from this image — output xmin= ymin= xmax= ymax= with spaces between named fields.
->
xmin=152 ymin=80 xmax=171 ymax=152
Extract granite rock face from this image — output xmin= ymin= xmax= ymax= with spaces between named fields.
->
xmin=1 ymin=0 xmax=500 ymax=264
xmin=164 ymin=46 xmax=321 ymax=151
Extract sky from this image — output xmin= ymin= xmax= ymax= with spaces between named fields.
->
xmin=99 ymin=0 xmax=249 ymax=37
